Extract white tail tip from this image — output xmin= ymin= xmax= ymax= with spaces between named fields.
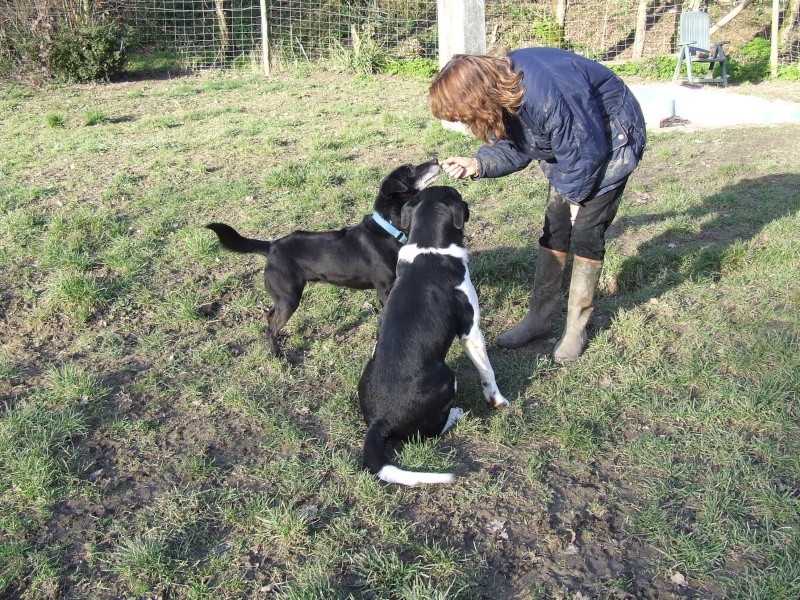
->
xmin=377 ymin=465 xmax=455 ymax=487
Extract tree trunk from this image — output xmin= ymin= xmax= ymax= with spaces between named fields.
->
xmin=632 ymin=0 xmax=648 ymax=58
xmin=771 ymin=0 xmax=780 ymax=76
xmin=260 ymin=0 xmax=270 ymax=75
xmin=709 ymin=0 xmax=756 ymax=36
xmin=556 ymin=0 xmax=568 ymax=48
xmin=673 ymin=1 xmax=685 ymax=53
xmin=781 ymin=0 xmax=800 ymax=46
xmin=215 ymin=0 xmax=232 ymax=62
xmin=556 ymin=0 xmax=567 ymax=28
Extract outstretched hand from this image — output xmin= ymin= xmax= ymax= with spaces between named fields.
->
xmin=440 ymin=157 xmax=478 ymax=180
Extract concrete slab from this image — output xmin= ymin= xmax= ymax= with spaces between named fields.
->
xmin=629 ymin=83 xmax=800 ymax=131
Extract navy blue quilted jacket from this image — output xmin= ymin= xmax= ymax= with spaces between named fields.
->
xmin=475 ymin=47 xmax=646 ymax=203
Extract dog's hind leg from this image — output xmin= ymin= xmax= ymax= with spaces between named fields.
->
xmin=461 ymin=327 xmax=509 ymax=409
xmin=264 ymin=273 xmax=305 ymax=357
xmin=266 ymin=296 xmax=302 ymax=356
xmin=376 ymin=282 xmax=392 ymax=307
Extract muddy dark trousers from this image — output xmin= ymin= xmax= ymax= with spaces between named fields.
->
xmin=498 ymin=182 xmax=626 ymax=361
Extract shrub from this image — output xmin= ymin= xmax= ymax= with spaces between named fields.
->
xmin=776 ymin=62 xmax=800 ymax=80
xmin=84 ymin=109 xmax=106 ymax=126
xmin=46 ymin=114 xmax=66 ymax=128
xmin=48 ymin=20 xmax=133 ymax=83
xmin=330 ymin=25 xmax=387 ymax=75
xmin=728 ymin=37 xmax=771 ymax=82
xmin=381 ymin=58 xmax=437 ymax=78
xmin=610 ymin=56 xmax=678 ymax=80
xmin=532 ymin=18 xmax=566 ymax=49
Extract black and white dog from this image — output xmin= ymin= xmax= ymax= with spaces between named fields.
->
xmin=358 ymin=186 xmax=509 ymax=486
xmin=206 ymin=160 xmax=441 ymax=356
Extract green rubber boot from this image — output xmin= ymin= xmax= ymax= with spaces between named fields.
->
xmin=497 ymin=246 xmax=567 ymax=349
xmin=553 ymin=256 xmax=603 ymax=364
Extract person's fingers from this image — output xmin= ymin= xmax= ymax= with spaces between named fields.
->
xmin=440 ymin=157 xmax=470 ymax=179
xmin=442 ymin=163 xmax=464 ymax=178
xmin=439 ymin=157 xmax=458 ymax=168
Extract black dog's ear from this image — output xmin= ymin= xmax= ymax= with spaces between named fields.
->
xmin=401 ymin=203 xmax=415 ymax=230
xmin=381 ymin=176 xmax=409 ymax=196
xmin=451 ymin=200 xmax=469 ymax=229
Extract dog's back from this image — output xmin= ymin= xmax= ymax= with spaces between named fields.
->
xmin=360 ymin=249 xmax=467 ymax=418
xmin=205 ymin=160 xmax=441 ymax=356
xmin=358 ymin=187 xmax=472 ymax=486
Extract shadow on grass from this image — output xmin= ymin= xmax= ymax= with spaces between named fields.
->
xmin=609 ymin=174 xmax=800 ymax=304
xmin=468 ymin=173 xmax=800 ymax=393
xmin=113 ymin=50 xmax=192 ymax=83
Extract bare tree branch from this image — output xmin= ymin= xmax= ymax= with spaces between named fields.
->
xmin=709 ymin=0 xmax=756 ymax=36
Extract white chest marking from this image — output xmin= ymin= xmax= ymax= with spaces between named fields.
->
xmin=398 ymin=243 xmax=469 ymax=264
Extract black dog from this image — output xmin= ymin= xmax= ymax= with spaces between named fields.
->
xmin=358 ymin=186 xmax=509 ymax=486
xmin=206 ymin=160 xmax=441 ymax=356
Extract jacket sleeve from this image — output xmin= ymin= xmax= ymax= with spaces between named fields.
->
xmin=543 ymin=95 xmax=609 ymax=203
xmin=474 ymin=139 xmax=534 ymax=179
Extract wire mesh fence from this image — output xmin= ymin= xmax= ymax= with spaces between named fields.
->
xmin=487 ymin=0 xmax=683 ymax=60
xmin=124 ymin=0 xmax=439 ymax=68
xmin=488 ymin=0 xmax=798 ymax=66
xmin=122 ymin=0 xmax=799 ymax=70
xmin=2 ymin=0 xmax=799 ymax=76
xmin=125 ymin=0 xmax=264 ymax=68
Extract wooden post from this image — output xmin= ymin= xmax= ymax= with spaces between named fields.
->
xmin=215 ymin=0 xmax=231 ymax=63
xmin=632 ymin=0 xmax=648 ymax=59
xmin=437 ymin=0 xmax=486 ymax=133
xmin=771 ymin=0 xmax=780 ymax=77
xmin=556 ymin=0 xmax=568 ymax=29
xmin=260 ymin=0 xmax=270 ymax=75
xmin=437 ymin=0 xmax=486 ymax=67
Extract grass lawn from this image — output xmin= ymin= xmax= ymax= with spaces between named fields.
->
xmin=1 ymin=68 xmax=799 ymax=599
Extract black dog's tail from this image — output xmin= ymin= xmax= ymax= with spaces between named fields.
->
xmin=206 ymin=222 xmax=272 ymax=255
xmin=364 ymin=418 xmax=455 ymax=487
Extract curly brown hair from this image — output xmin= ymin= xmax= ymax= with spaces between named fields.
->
xmin=428 ymin=54 xmax=525 ymax=144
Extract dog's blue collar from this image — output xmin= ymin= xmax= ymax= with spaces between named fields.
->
xmin=372 ymin=211 xmax=407 ymax=244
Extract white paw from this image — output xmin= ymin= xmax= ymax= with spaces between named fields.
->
xmin=489 ymin=393 xmax=509 ymax=409
xmin=481 ymin=382 xmax=494 ymax=402
xmin=482 ymin=382 xmax=508 ymax=408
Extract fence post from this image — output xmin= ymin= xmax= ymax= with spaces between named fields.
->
xmin=437 ymin=0 xmax=486 ymax=66
xmin=260 ymin=0 xmax=270 ymax=75
xmin=437 ymin=0 xmax=486 ymax=132
xmin=771 ymin=0 xmax=780 ymax=77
